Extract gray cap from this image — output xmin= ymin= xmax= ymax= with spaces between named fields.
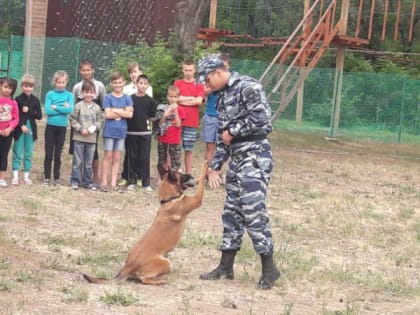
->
xmin=197 ymin=57 xmax=225 ymax=83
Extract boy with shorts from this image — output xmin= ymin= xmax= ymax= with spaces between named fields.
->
xmin=174 ymin=59 xmax=204 ymax=186
xmin=155 ymin=85 xmax=185 ymax=173
xmin=201 ymin=53 xmax=231 ymax=164
xmin=100 ymin=72 xmax=133 ymax=192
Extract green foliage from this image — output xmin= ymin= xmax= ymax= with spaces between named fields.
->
xmin=0 ymin=0 xmax=25 ymax=38
xmin=110 ymin=34 xmax=216 ymax=103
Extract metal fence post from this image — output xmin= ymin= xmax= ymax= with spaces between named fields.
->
xmin=398 ymin=76 xmax=406 ymax=143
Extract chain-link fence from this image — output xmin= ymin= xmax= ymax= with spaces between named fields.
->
xmin=3 ymin=35 xmax=420 ymax=144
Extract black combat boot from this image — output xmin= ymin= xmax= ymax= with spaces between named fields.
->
xmin=258 ymin=253 xmax=280 ymax=290
xmin=199 ymin=250 xmax=237 ymax=280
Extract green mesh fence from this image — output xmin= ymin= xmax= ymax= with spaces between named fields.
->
xmin=6 ymin=35 xmax=420 ymax=144
xmin=0 ymin=38 xmax=8 ymax=75
xmin=8 ymin=35 xmax=123 ymax=99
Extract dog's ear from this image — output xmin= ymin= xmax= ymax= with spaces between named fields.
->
xmin=157 ymin=164 xmax=168 ymax=179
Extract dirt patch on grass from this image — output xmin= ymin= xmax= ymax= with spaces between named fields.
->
xmin=1 ymin=129 xmax=419 ymax=314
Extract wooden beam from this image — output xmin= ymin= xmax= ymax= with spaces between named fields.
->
xmin=339 ymin=0 xmax=350 ymax=35
xmin=368 ymin=0 xmax=375 ymax=40
xmin=355 ymin=0 xmax=364 ymax=38
xmin=209 ymin=0 xmax=218 ymax=29
xmin=382 ymin=0 xmax=389 ymax=41
xmin=409 ymin=1 xmax=416 ymax=42
xmin=394 ymin=0 xmax=401 ymax=41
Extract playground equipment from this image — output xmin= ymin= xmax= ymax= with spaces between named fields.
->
xmin=199 ymin=0 xmax=419 ymax=136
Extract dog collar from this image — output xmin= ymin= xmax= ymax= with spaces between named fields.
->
xmin=160 ymin=193 xmax=184 ymax=205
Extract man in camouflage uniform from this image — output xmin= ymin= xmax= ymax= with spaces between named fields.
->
xmin=197 ymin=56 xmax=280 ymax=290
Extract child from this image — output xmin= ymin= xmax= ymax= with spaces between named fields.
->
xmin=12 ymin=74 xmax=42 ymax=185
xmin=0 ymin=77 xmax=19 ymax=187
xmin=155 ymin=85 xmax=185 ymax=173
xmin=123 ymin=62 xmax=153 ymax=97
xmin=100 ymin=71 xmax=133 ymax=192
xmin=200 ymin=54 xmax=231 ymax=165
xmin=71 ymin=59 xmax=107 ymax=186
xmin=69 ymin=80 xmax=104 ymax=190
xmin=174 ymin=59 xmax=205 ymax=185
xmin=120 ymin=74 xmax=156 ymax=191
xmin=43 ymin=70 xmax=74 ymax=186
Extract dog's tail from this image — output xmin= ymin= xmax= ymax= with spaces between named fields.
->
xmin=83 ymin=268 xmax=127 ymax=284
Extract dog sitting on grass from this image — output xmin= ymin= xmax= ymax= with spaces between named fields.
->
xmin=83 ymin=160 xmax=208 ymax=285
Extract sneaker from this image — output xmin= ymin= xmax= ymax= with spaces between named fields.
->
xmin=0 ymin=179 xmax=8 ymax=187
xmin=23 ymin=178 xmax=33 ymax=185
xmin=100 ymin=185 xmax=109 ymax=193
xmin=126 ymin=184 xmax=136 ymax=191
xmin=143 ymin=186 xmax=154 ymax=193
xmin=71 ymin=182 xmax=79 ymax=190
xmin=112 ymin=186 xmax=124 ymax=193
xmin=11 ymin=178 xmax=19 ymax=186
xmin=53 ymin=179 xmax=61 ymax=186
xmin=86 ymin=184 xmax=97 ymax=191
xmin=42 ymin=179 xmax=51 ymax=186
xmin=118 ymin=178 xmax=127 ymax=186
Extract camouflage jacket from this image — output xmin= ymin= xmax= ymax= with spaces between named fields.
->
xmin=211 ymin=71 xmax=272 ymax=170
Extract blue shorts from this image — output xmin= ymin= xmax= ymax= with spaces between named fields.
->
xmin=182 ymin=127 xmax=197 ymax=151
xmin=200 ymin=114 xmax=218 ymax=143
xmin=103 ymin=137 xmax=125 ymax=151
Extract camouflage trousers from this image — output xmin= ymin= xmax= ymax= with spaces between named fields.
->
xmin=157 ymin=141 xmax=181 ymax=171
xmin=220 ymin=140 xmax=274 ymax=255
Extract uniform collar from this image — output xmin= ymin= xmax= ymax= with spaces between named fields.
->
xmin=226 ymin=71 xmax=240 ymax=89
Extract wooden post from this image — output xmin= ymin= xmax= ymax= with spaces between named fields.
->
xmin=209 ymin=0 xmax=218 ymax=29
xmin=394 ymin=0 xmax=401 ymax=41
xmin=330 ymin=0 xmax=350 ymax=137
xmin=368 ymin=0 xmax=376 ymax=40
xmin=295 ymin=0 xmax=311 ymax=124
xmin=355 ymin=0 xmax=364 ymax=38
xmin=24 ymin=0 xmax=48 ymax=96
xmin=409 ymin=1 xmax=416 ymax=43
xmin=382 ymin=0 xmax=389 ymax=41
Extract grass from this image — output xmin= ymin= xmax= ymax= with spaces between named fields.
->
xmin=0 ymin=128 xmax=419 ymax=314
xmin=274 ymin=118 xmax=420 ymax=145
xmin=61 ymin=287 xmax=89 ymax=303
xmin=99 ymin=289 xmax=139 ymax=306
xmin=0 ymin=279 xmax=13 ymax=292
xmin=0 ymin=258 xmax=11 ymax=270
xmin=15 ymin=270 xmax=43 ymax=283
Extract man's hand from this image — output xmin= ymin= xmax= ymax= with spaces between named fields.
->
xmin=222 ymin=129 xmax=233 ymax=145
xmin=207 ymin=168 xmax=222 ymax=189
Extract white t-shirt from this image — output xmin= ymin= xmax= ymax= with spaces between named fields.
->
xmin=123 ymin=83 xmax=153 ymax=97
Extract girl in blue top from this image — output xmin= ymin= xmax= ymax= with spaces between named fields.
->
xmin=43 ymin=70 xmax=74 ymax=186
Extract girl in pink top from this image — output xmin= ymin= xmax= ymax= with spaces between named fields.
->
xmin=0 ymin=77 xmax=19 ymax=187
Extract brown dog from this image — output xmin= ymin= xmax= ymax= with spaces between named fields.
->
xmin=83 ymin=160 xmax=208 ymax=285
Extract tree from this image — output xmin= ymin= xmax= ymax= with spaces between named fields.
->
xmin=174 ymin=0 xmax=211 ymax=56
xmin=0 ymin=0 xmax=25 ymax=38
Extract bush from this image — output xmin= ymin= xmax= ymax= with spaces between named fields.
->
xmin=110 ymin=35 xmax=218 ymax=103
